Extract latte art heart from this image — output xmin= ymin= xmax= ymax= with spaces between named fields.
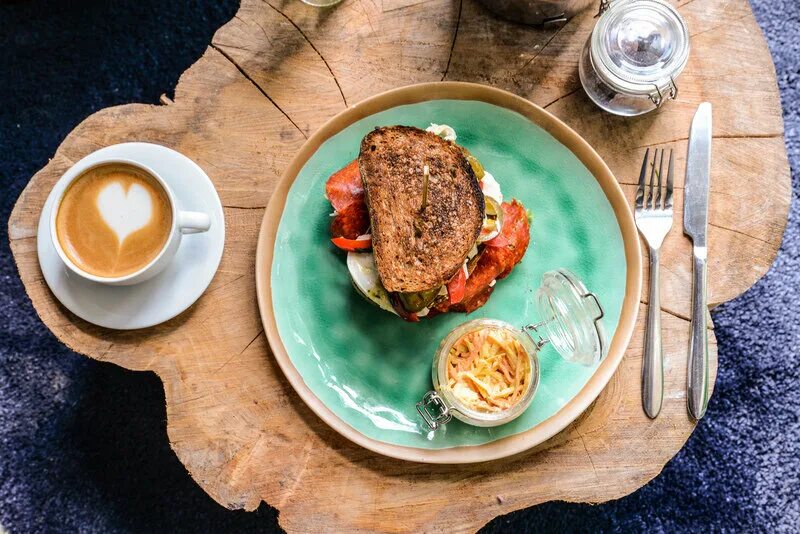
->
xmin=55 ymin=164 xmax=173 ymax=278
xmin=97 ymin=182 xmax=153 ymax=243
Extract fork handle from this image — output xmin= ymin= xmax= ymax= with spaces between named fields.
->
xmin=643 ymin=246 xmax=664 ymax=418
xmin=688 ymin=246 xmax=710 ymax=419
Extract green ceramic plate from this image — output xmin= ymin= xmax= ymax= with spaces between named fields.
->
xmin=259 ymin=83 xmax=640 ymax=463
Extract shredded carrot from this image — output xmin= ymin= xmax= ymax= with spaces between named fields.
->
xmin=445 ymin=327 xmax=532 ymax=413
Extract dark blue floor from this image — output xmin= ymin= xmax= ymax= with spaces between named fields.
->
xmin=1 ymin=0 xmax=798 ymax=532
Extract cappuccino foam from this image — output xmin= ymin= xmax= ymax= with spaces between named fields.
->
xmin=56 ymin=164 xmax=172 ymax=277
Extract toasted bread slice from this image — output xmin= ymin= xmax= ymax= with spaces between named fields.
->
xmin=358 ymin=126 xmax=484 ymax=293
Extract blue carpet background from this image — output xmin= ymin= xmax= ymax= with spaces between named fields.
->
xmin=1 ymin=0 xmax=797 ymax=531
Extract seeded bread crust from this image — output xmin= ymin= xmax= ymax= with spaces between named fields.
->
xmin=358 ymin=126 xmax=484 ymax=293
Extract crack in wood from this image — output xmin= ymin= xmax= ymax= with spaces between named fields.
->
xmin=97 ymin=340 xmax=143 ymax=367
xmin=543 ymin=86 xmax=582 ymax=109
xmin=7 ymin=233 xmax=35 ymax=243
xmin=511 ymin=22 xmax=568 ymax=82
xmin=215 ymin=329 xmax=265 ymax=373
xmin=574 ymin=426 xmax=600 ymax=484
xmin=639 ymin=298 xmax=718 ymax=328
xmin=381 ymin=0 xmax=431 ymax=13
xmin=209 ymin=44 xmax=308 ymax=139
xmin=96 ymin=341 xmax=117 ymax=362
xmin=262 ymin=0 xmax=348 ymax=107
xmin=169 ymin=392 xmax=214 ymax=407
xmin=639 ymin=299 xmax=692 ymax=323
xmin=708 ymin=221 xmax=778 ymax=246
xmin=690 ymin=12 xmax=751 ymax=40
xmin=222 ymin=204 xmax=267 ymax=210
xmin=441 ymin=0 xmax=463 ymax=81
xmin=251 ymin=17 xmax=274 ymax=47
xmin=353 ymin=0 xmax=377 ymax=37
xmin=632 ymin=136 xmax=689 ymax=150
xmin=206 ymin=274 xmax=247 ymax=296
xmin=616 ymin=176 xmax=677 ymax=188
xmin=211 ymin=41 xmax=254 ymax=53
xmin=714 ymin=132 xmax=783 ymax=140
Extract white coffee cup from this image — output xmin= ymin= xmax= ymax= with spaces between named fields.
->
xmin=50 ymin=157 xmax=211 ymax=286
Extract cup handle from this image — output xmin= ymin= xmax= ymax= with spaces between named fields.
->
xmin=178 ymin=211 xmax=211 ymax=235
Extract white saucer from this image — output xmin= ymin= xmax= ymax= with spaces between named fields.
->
xmin=37 ymin=142 xmax=225 ymax=330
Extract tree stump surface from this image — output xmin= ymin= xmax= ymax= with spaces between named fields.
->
xmin=8 ymin=1 xmax=790 ymax=532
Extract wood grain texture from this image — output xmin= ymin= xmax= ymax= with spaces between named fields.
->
xmin=7 ymin=0 xmax=789 ymax=531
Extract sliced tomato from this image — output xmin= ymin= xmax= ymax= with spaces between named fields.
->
xmin=447 ymin=267 xmax=467 ymax=305
xmin=434 ymin=200 xmax=531 ymax=314
xmin=330 ymin=201 xmax=370 ymax=240
xmin=485 ymin=233 xmax=510 ymax=248
xmin=491 ymin=200 xmax=531 ymax=279
xmin=460 ymin=285 xmax=495 ymax=313
xmin=444 ymin=256 xmax=500 ymax=312
xmin=325 ymin=160 xmax=363 ymax=211
xmin=331 ymin=235 xmax=372 ymax=252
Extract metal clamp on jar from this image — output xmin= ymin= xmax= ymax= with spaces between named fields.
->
xmin=417 ymin=270 xmax=607 ymax=430
xmin=579 ymin=0 xmax=690 ymax=116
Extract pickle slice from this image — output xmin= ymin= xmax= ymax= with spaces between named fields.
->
xmin=398 ymin=286 xmax=442 ymax=312
xmin=460 ymin=147 xmax=485 ymax=180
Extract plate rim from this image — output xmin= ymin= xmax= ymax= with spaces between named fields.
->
xmin=256 ymin=82 xmax=642 ymax=464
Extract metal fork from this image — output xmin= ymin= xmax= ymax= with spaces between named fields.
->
xmin=635 ymin=148 xmax=674 ymax=419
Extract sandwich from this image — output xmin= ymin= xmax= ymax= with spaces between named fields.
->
xmin=326 ymin=124 xmax=530 ymax=321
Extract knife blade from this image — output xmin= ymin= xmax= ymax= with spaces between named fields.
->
xmin=684 ymin=103 xmax=712 ymax=243
xmin=684 ymin=102 xmax=712 ymax=420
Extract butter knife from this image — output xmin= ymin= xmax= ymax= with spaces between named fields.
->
xmin=684 ymin=102 xmax=712 ymax=420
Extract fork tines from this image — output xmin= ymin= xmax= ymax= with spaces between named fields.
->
xmin=636 ymin=148 xmax=674 ymax=211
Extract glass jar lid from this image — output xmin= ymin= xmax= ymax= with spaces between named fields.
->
xmin=532 ymin=270 xmax=607 ymax=366
xmin=592 ymin=0 xmax=689 ymax=96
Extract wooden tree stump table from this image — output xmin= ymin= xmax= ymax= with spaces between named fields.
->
xmin=8 ymin=0 xmax=791 ymax=531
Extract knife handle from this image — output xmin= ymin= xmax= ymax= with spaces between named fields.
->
xmin=688 ymin=246 xmax=710 ymax=419
xmin=642 ymin=246 xmax=664 ymax=418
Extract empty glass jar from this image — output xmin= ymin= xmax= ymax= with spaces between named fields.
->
xmin=579 ymin=0 xmax=690 ymax=116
